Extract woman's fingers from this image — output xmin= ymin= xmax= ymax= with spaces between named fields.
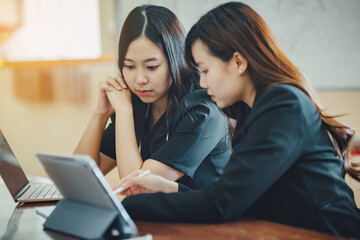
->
xmin=115 ymin=171 xmax=177 ymax=197
xmin=99 ymin=80 xmax=113 ymax=92
xmin=121 ymin=185 xmax=150 ymax=197
xmin=118 ymin=170 xmax=144 ymax=185
xmin=113 ymin=169 xmax=145 ymax=191
xmin=100 ymin=75 xmax=128 ymax=93
xmin=121 ymin=186 xmax=137 ymax=197
xmin=121 ymin=174 xmax=166 ymax=192
xmin=117 ymin=194 xmax=126 ymax=202
xmin=120 ymin=175 xmax=147 ymax=190
xmin=114 ymin=75 xmax=128 ymax=89
xmin=121 ymin=188 xmax=131 ymax=196
xmin=116 ymin=174 xmax=178 ymax=197
xmin=105 ymin=76 xmax=122 ymax=90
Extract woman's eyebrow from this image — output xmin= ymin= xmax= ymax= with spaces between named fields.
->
xmin=124 ymin=57 xmax=160 ymax=63
xmin=144 ymin=57 xmax=159 ymax=63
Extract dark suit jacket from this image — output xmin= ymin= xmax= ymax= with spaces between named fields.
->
xmin=123 ymin=84 xmax=360 ymax=238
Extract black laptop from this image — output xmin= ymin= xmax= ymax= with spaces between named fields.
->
xmin=0 ymin=129 xmax=61 ymax=202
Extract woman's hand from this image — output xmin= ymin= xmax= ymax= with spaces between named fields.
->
xmin=96 ymin=75 xmax=130 ymax=116
xmin=116 ymin=194 xmax=127 ymax=202
xmin=114 ymin=170 xmax=179 ymax=197
xmin=104 ymin=75 xmax=132 ymax=112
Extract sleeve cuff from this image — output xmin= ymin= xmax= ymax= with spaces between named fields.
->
xmin=178 ymin=183 xmax=192 ymax=192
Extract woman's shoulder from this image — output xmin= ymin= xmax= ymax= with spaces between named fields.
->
xmin=255 ymin=84 xmax=311 ymax=110
xmin=264 ymin=84 xmax=304 ymax=98
xmin=250 ymin=84 xmax=318 ymax=127
xmin=180 ymin=89 xmax=214 ymax=109
xmin=170 ymin=89 xmax=226 ymax=129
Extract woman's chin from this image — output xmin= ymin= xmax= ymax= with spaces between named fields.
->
xmin=215 ymin=102 xmax=225 ymax=109
xmin=214 ymin=100 xmax=226 ymax=109
xmin=215 ymin=98 xmax=239 ymax=109
xmin=137 ymin=95 xmax=154 ymax=104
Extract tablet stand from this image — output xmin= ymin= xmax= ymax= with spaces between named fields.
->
xmin=43 ymin=199 xmax=136 ymax=239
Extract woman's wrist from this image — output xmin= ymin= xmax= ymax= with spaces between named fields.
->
xmin=113 ymin=103 xmax=133 ymax=114
xmin=92 ymin=111 xmax=111 ymax=125
xmin=165 ymin=181 xmax=179 ymax=193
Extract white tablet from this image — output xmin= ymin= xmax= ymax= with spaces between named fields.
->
xmin=36 ymin=151 xmax=137 ymax=239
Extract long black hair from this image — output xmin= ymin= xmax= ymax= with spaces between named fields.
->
xmin=118 ymin=4 xmax=199 ymax=153
xmin=184 ymin=2 xmax=359 ymax=180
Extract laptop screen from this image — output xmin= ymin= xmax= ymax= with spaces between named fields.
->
xmin=0 ymin=130 xmax=29 ymax=199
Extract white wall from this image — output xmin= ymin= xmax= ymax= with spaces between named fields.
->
xmin=114 ymin=0 xmax=360 ymax=90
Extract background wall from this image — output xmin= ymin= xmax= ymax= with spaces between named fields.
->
xmin=115 ymin=0 xmax=360 ymax=90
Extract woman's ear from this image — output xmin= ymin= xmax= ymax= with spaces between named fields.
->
xmin=232 ymin=52 xmax=248 ymax=75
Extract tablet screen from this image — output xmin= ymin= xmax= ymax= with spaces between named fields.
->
xmin=36 ymin=152 xmax=137 ymax=238
xmin=36 ymin=152 xmax=135 ymax=224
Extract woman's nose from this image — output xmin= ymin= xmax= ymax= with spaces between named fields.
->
xmin=135 ymin=71 xmax=149 ymax=85
xmin=199 ymin=76 xmax=208 ymax=89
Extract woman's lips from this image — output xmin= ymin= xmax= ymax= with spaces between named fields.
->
xmin=208 ymin=92 xmax=215 ymax=101
xmin=137 ymin=90 xmax=152 ymax=96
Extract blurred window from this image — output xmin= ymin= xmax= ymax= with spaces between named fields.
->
xmin=4 ymin=0 xmax=101 ymax=61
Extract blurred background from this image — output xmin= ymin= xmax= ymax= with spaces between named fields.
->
xmin=0 ymin=0 xmax=359 ymax=205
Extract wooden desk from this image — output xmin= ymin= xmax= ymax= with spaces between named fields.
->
xmin=0 ymin=179 xmax=345 ymax=240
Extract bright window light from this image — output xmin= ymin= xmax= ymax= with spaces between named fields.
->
xmin=4 ymin=0 xmax=101 ymax=61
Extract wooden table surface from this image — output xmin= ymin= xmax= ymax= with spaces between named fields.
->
xmin=0 ymin=178 xmax=346 ymax=240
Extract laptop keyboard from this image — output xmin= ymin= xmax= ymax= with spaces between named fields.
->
xmin=27 ymin=184 xmax=62 ymax=199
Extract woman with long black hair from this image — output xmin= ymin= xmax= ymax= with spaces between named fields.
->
xmin=74 ymin=5 xmax=231 ymax=190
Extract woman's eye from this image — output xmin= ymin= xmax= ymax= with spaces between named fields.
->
xmin=124 ymin=65 xmax=135 ymax=69
xmin=201 ymin=70 xmax=208 ymax=74
xmin=147 ymin=65 xmax=159 ymax=70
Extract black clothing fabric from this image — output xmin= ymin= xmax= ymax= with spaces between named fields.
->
xmin=178 ymin=183 xmax=192 ymax=192
xmin=100 ymin=89 xmax=232 ymax=189
xmin=123 ymin=84 xmax=360 ymax=238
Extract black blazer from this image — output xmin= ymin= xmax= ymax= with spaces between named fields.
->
xmin=123 ymin=84 xmax=360 ymax=238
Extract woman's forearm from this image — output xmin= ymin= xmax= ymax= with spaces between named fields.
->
xmin=74 ymin=111 xmax=110 ymax=165
xmin=114 ymin=106 xmax=143 ymax=178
